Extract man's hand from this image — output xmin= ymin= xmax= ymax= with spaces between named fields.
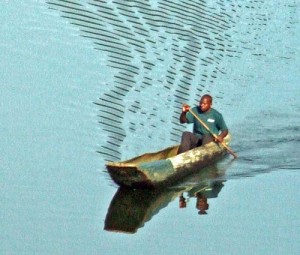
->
xmin=182 ymin=104 xmax=190 ymax=113
xmin=214 ymin=135 xmax=224 ymax=143
xmin=214 ymin=130 xmax=228 ymax=143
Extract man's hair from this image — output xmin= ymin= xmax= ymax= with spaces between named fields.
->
xmin=201 ymin=94 xmax=212 ymax=103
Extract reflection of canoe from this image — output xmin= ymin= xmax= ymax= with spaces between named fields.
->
xmin=104 ymin=165 xmax=225 ymax=234
xmin=104 ymin=187 xmax=179 ymax=234
xmin=105 ymin=135 xmax=231 ymax=188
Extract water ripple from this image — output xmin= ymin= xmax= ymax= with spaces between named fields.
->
xmin=46 ymin=0 xmax=298 ymax=161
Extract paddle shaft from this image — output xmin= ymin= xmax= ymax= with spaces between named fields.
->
xmin=188 ymin=109 xmax=238 ymax=159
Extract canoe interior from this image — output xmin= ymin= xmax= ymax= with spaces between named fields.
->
xmin=106 ymin=145 xmax=179 ymax=188
xmin=106 ymin=145 xmax=179 ymax=168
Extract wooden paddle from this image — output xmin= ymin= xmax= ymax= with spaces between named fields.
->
xmin=188 ymin=108 xmax=238 ymax=159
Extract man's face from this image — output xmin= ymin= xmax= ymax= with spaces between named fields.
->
xmin=196 ymin=197 xmax=209 ymax=211
xmin=199 ymin=97 xmax=212 ymax=112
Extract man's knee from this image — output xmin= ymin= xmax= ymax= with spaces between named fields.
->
xmin=181 ymin=131 xmax=192 ymax=141
xmin=182 ymin=131 xmax=192 ymax=136
xmin=201 ymin=134 xmax=214 ymax=145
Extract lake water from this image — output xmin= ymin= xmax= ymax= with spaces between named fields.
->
xmin=1 ymin=1 xmax=299 ymax=255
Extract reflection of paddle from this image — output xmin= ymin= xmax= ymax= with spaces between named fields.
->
xmin=189 ymin=109 xmax=238 ymax=159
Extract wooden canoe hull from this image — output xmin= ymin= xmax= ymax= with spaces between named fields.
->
xmin=106 ymin=135 xmax=231 ymax=188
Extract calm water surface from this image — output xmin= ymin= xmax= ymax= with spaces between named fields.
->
xmin=1 ymin=1 xmax=299 ymax=255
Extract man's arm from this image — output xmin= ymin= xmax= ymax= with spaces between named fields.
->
xmin=180 ymin=111 xmax=188 ymax=123
xmin=179 ymin=104 xmax=190 ymax=123
xmin=216 ymin=129 xmax=228 ymax=143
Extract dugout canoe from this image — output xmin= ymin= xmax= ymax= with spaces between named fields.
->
xmin=105 ymin=135 xmax=231 ymax=188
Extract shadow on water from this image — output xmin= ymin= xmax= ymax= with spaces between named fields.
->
xmin=104 ymin=164 xmax=226 ymax=234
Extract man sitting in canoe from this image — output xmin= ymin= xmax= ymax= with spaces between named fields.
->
xmin=178 ymin=94 xmax=228 ymax=154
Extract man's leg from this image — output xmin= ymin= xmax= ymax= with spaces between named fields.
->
xmin=178 ymin=131 xmax=200 ymax=154
xmin=200 ymin=134 xmax=214 ymax=146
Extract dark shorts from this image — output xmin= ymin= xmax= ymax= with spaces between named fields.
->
xmin=178 ymin=131 xmax=213 ymax=154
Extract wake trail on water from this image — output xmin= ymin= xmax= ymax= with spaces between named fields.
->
xmin=224 ymin=110 xmax=300 ymax=179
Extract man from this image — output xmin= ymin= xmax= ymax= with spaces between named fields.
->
xmin=178 ymin=94 xmax=228 ymax=154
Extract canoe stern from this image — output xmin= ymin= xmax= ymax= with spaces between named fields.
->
xmin=106 ymin=164 xmax=153 ymax=188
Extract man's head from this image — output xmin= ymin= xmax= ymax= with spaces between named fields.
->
xmin=196 ymin=194 xmax=209 ymax=215
xmin=199 ymin=94 xmax=212 ymax=112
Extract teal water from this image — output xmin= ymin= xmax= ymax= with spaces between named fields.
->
xmin=1 ymin=1 xmax=299 ymax=255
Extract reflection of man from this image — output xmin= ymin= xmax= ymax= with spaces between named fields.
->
xmin=177 ymin=163 xmax=226 ymax=214
xmin=195 ymin=193 xmax=209 ymax=215
xmin=179 ymin=194 xmax=187 ymax=208
xmin=178 ymin=192 xmax=209 ymax=214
